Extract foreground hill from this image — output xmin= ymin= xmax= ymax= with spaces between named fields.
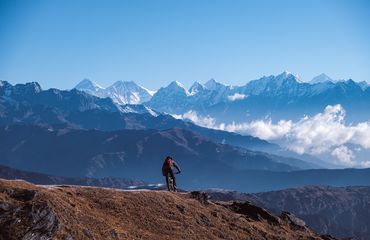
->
xmin=0 ymin=179 xmax=336 ymax=240
xmin=207 ymin=186 xmax=370 ymax=239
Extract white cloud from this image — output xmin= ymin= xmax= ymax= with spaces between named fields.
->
xmin=227 ymin=93 xmax=247 ymax=101
xmin=331 ymin=146 xmax=355 ymax=166
xmin=173 ymin=110 xmax=216 ymax=129
xmin=175 ymin=105 xmax=370 ymax=167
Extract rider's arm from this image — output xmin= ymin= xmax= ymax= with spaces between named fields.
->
xmin=173 ymin=161 xmax=181 ymax=173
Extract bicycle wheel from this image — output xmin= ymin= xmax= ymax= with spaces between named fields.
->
xmin=167 ymin=173 xmax=175 ymax=192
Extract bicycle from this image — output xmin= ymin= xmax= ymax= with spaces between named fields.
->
xmin=166 ymin=171 xmax=180 ymax=192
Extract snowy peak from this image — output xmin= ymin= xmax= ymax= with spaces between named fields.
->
xmin=165 ymin=81 xmax=189 ymax=94
xmin=358 ymin=81 xmax=369 ymax=90
xmin=75 ymin=79 xmax=103 ymax=93
xmin=75 ymin=79 xmax=154 ymax=105
xmin=311 ymin=74 xmax=333 ymax=84
xmin=189 ymin=81 xmax=205 ymax=95
xmin=0 ymin=81 xmax=42 ymax=97
xmin=204 ymin=79 xmax=226 ymax=91
xmin=14 ymin=82 xmax=42 ymax=95
xmin=110 ymin=80 xmax=137 ymax=89
xmin=106 ymin=81 xmax=153 ymax=105
xmin=279 ymin=71 xmax=292 ymax=79
xmin=168 ymin=80 xmax=185 ymax=89
xmin=276 ymin=71 xmax=301 ymax=81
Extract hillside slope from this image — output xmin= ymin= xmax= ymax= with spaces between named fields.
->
xmin=0 ymin=125 xmax=305 ymax=184
xmin=207 ymin=186 xmax=370 ymax=239
xmin=0 ymin=179 xmax=336 ymax=240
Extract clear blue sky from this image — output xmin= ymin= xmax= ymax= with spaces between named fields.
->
xmin=0 ymin=0 xmax=369 ymax=90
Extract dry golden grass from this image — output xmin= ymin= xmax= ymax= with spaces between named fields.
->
xmin=0 ymin=179 xmax=335 ymax=240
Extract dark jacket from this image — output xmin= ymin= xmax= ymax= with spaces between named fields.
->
xmin=162 ymin=158 xmax=181 ymax=176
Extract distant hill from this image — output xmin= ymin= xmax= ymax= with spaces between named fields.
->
xmin=1 ymin=125 xmax=370 ymax=192
xmin=0 ymin=164 xmax=146 ymax=189
xmin=207 ymin=185 xmax=370 ymax=240
xmin=0 ymin=125 xmax=307 ymax=185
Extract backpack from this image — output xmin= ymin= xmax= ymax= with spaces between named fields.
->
xmin=167 ymin=158 xmax=174 ymax=168
xmin=161 ymin=158 xmax=173 ymax=176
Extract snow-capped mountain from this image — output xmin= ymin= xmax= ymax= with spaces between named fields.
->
xmin=146 ymin=72 xmax=370 ymax=123
xmin=188 ymin=81 xmax=205 ymax=95
xmin=105 ymin=81 xmax=153 ymax=104
xmin=74 ymin=78 xmax=104 ymax=95
xmin=241 ymin=71 xmax=305 ymax=96
xmin=148 ymin=81 xmax=191 ymax=113
xmin=72 ymin=72 xmax=369 ymax=123
xmin=310 ymin=73 xmax=333 ymax=84
xmin=358 ymin=81 xmax=369 ymax=90
xmin=147 ymin=72 xmax=309 ymax=114
xmin=74 ymin=79 xmax=154 ymax=105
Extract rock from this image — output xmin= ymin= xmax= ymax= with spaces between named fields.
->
xmin=176 ymin=204 xmax=186 ymax=214
xmin=228 ymin=201 xmax=281 ymax=225
xmin=22 ymin=202 xmax=59 ymax=240
xmin=0 ymin=189 xmax=58 ymax=240
xmin=189 ymin=191 xmax=210 ymax=205
xmin=0 ymin=187 xmax=37 ymax=202
xmin=83 ymin=228 xmax=96 ymax=240
xmin=0 ymin=202 xmax=10 ymax=211
xmin=63 ymin=235 xmax=74 ymax=240
xmin=280 ymin=211 xmax=307 ymax=231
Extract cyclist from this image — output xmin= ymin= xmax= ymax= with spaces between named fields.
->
xmin=161 ymin=156 xmax=181 ymax=191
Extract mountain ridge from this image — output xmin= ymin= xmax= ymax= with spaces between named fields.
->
xmin=207 ymin=185 xmax=370 ymax=240
xmin=0 ymin=178 xmax=337 ymax=240
xmin=1 ymin=124 xmax=370 ymax=192
xmin=2 ymin=80 xmax=323 ymax=168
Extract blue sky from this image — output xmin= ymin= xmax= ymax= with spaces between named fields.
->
xmin=0 ymin=0 xmax=369 ymax=90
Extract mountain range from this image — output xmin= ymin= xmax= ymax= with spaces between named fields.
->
xmin=2 ymin=125 xmax=370 ymax=192
xmin=75 ymin=72 xmax=370 ymax=123
xmin=75 ymin=78 xmax=154 ymax=104
xmin=1 ymin=79 xmax=329 ymax=168
xmin=0 ymin=125 xmax=311 ymax=188
xmin=1 ymin=77 xmax=370 ymax=191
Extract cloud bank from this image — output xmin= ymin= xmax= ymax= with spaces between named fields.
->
xmin=227 ymin=93 xmax=247 ymax=101
xmin=173 ymin=105 xmax=370 ymax=167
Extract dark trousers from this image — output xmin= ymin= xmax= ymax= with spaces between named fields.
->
xmin=165 ymin=170 xmax=176 ymax=190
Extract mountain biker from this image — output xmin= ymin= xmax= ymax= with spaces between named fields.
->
xmin=162 ymin=156 xmax=181 ymax=191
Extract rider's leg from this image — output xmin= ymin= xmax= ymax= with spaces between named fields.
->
xmin=165 ymin=173 xmax=170 ymax=191
xmin=170 ymin=170 xmax=177 ymax=190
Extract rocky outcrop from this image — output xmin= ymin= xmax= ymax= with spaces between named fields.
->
xmin=0 ymin=186 xmax=59 ymax=240
xmin=0 ymin=179 xmax=336 ymax=240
